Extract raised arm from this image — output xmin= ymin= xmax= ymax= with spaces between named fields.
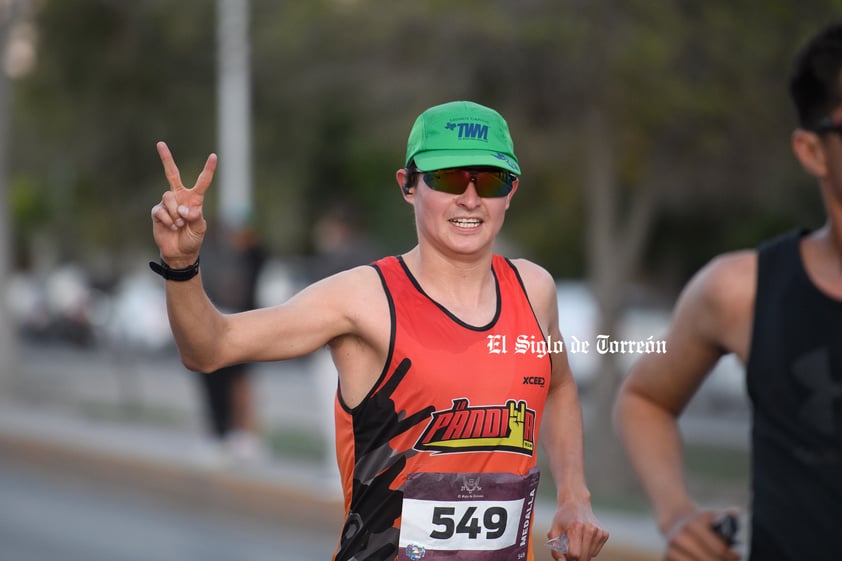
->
xmin=151 ymin=141 xmax=216 ymax=266
xmin=149 ymin=142 xmax=375 ymax=374
xmin=149 ymin=141 xmax=230 ymax=370
xmin=613 ymin=252 xmax=755 ymax=561
xmin=513 ymin=259 xmax=609 ymax=561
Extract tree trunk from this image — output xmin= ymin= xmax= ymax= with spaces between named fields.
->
xmin=0 ymin=1 xmax=24 ymax=396
xmin=582 ymin=105 xmax=658 ymax=498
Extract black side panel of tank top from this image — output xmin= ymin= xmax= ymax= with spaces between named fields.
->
xmin=746 ymin=229 xmax=842 ymax=561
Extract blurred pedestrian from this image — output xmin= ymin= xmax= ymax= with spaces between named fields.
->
xmin=150 ymin=100 xmax=608 ymax=560
xmin=306 ymin=201 xmax=381 ymax=498
xmin=192 ymin=217 xmax=266 ymax=464
xmin=613 ymin=22 xmax=842 ymax=561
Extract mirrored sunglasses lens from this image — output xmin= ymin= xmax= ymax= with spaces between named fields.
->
xmin=474 ymin=172 xmax=513 ymax=197
xmin=424 ymin=170 xmax=469 ymax=194
xmin=423 ymin=169 xmax=514 ymax=197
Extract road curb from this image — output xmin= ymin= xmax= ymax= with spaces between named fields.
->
xmin=0 ymin=404 xmax=661 ymax=560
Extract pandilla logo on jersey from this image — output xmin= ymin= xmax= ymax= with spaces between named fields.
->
xmin=414 ymin=398 xmax=536 ymax=455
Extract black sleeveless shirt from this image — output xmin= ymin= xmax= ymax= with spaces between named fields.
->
xmin=746 ymin=229 xmax=842 ymax=561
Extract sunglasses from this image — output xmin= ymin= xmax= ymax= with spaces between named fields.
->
xmin=810 ymin=117 xmax=842 ymax=137
xmin=419 ymin=168 xmax=517 ymax=198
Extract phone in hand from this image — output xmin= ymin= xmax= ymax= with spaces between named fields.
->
xmin=545 ymin=534 xmax=568 ymax=553
xmin=711 ymin=513 xmax=739 ymax=546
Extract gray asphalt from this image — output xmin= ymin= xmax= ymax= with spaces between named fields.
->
xmin=1 ymin=339 xmax=744 ymax=560
xmin=0 ymin=455 xmax=338 ymax=561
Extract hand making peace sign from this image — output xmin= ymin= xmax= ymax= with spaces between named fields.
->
xmin=150 ymin=141 xmax=217 ymax=268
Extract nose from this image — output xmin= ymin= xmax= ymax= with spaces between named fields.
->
xmin=456 ymin=178 xmax=481 ymax=207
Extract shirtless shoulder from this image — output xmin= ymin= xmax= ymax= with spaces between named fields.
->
xmin=326 ymin=264 xmax=392 ymax=408
xmin=507 ymin=258 xmax=557 ymax=330
xmin=335 ymin=265 xmax=391 ymax=333
xmin=680 ymin=249 xmax=757 ymax=362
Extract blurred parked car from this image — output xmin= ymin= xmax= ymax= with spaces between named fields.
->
xmin=102 ymin=270 xmax=174 ymax=354
xmin=6 ymin=265 xmax=99 ymax=346
xmin=556 ymin=280 xmax=600 ymax=388
xmin=555 ymin=280 xmax=744 ymax=409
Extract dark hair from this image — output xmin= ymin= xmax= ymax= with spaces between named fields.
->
xmin=789 ymin=22 xmax=842 ymax=129
xmin=403 ymin=159 xmax=420 ymax=193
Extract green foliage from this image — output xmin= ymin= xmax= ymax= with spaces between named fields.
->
xmin=8 ymin=0 xmax=842 ymax=287
xmin=9 ymin=174 xmax=45 ymax=229
xmin=12 ymin=0 xmax=216 ymax=264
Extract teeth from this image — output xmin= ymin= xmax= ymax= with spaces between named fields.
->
xmin=451 ymin=218 xmax=481 ymax=227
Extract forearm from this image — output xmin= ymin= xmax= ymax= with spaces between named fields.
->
xmin=164 ymin=272 xmax=229 ymax=372
xmin=542 ymin=379 xmax=590 ymax=504
xmin=541 ymin=378 xmax=611 ymax=559
xmin=614 ymin=392 xmax=695 ymax=533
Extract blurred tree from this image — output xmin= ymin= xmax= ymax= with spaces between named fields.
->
xmin=7 ymin=0 xmax=842 ymax=497
xmin=542 ymin=0 xmax=842 ymax=493
xmin=11 ymin=0 xmax=216 ymax=276
xmin=0 ymin=0 xmax=29 ymax=394
xmin=8 ymin=0 xmax=839 ymax=270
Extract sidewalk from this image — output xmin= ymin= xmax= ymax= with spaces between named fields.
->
xmin=0 ymin=342 xmax=663 ymax=560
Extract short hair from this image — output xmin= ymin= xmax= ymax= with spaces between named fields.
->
xmin=789 ymin=22 xmax=842 ymax=129
xmin=404 ymin=159 xmax=420 ymax=191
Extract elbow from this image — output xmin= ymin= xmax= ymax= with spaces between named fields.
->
xmin=179 ymin=350 xmax=223 ymax=374
xmin=172 ymin=323 xmax=230 ymax=373
xmin=180 ymin=355 xmax=205 ymax=373
xmin=612 ymin=380 xmax=680 ymax=440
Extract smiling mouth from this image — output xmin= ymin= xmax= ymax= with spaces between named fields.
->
xmin=449 ymin=217 xmax=483 ymax=228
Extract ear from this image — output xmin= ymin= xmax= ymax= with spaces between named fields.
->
xmin=396 ymin=168 xmax=414 ymax=202
xmin=792 ymin=129 xmax=827 ymax=179
xmin=503 ymin=178 xmax=519 ymax=210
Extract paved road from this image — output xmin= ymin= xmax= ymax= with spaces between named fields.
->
xmin=6 ymin=340 xmax=747 ymax=560
xmin=0 ymin=454 xmax=338 ymax=561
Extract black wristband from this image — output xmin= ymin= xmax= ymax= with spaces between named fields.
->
xmin=149 ymin=256 xmax=200 ymax=281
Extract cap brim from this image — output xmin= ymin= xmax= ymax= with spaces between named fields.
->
xmin=414 ymin=150 xmax=521 ymax=175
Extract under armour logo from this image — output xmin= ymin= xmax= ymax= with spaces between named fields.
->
xmin=792 ymin=347 xmax=842 ymax=436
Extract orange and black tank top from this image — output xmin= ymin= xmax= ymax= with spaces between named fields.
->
xmin=332 ymin=255 xmax=552 ymax=561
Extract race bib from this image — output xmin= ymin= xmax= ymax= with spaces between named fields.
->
xmin=398 ymin=469 xmax=540 ymax=561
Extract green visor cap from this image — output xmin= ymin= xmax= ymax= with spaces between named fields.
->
xmin=405 ymin=101 xmax=521 ymax=175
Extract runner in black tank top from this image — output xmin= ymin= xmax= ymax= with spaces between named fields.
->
xmin=747 ymin=229 xmax=842 ymax=561
xmin=615 ymin=22 xmax=842 ymax=561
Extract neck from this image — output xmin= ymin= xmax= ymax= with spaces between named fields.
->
xmin=819 ymin=179 xmax=842 ymax=258
xmin=802 ymin=222 xmax=842 ymax=299
xmin=402 ymin=245 xmax=496 ymax=310
xmin=404 ymin=243 xmax=493 ymax=278
xmin=824 ymin=221 xmax=842 ymax=281
xmin=828 ymin=208 xmax=842 ymax=257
